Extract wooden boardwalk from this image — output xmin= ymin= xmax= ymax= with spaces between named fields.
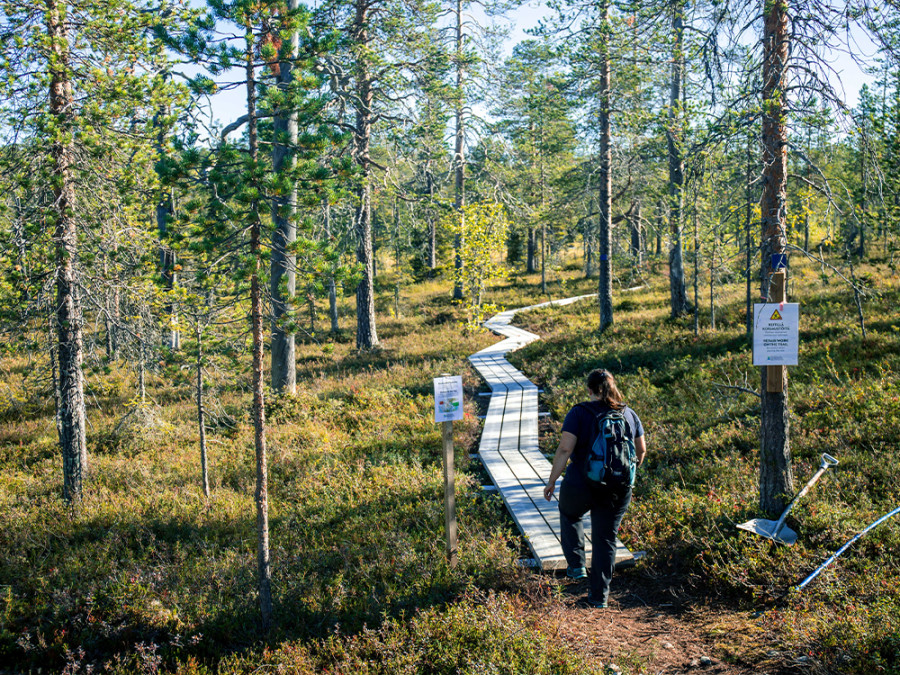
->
xmin=468 ymin=296 xmax=634 ymax=571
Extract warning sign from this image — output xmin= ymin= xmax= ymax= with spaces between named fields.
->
xmin=753 ymin=303 xmax=799 ymax=366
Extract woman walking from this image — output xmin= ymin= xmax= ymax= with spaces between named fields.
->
xmin=543 ymin=369 xmax=646 ymax=607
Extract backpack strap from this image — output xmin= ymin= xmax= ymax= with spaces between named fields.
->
xmin=578 ymin=402 xmax=633 ymax=438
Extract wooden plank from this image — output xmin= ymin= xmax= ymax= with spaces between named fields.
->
xmin=470 ymin=295 xmax=635 ymax=571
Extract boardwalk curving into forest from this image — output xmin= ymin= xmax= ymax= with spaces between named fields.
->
xmin=469 ymin=296 xmax=634 ymax=571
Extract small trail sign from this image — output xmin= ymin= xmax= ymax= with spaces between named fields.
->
xmin=753 ymin=302 xmax=799 ymax=366
xmin=434 ymin=375 xmax=464 ymax=423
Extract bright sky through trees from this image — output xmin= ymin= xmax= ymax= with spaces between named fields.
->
xmin=189 ymin=0 xmax=874 ymax=137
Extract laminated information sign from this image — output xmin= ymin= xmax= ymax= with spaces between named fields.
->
xmin=753 ymin=303 xmax=799 ymax=366
xmin=434 ymin=375 xmax=464 ymax=423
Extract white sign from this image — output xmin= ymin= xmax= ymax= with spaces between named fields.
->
xmin=753 ymin=303 xmax=799 ymax=366
xmin=434 ymin=375 xmax=464 ymax=423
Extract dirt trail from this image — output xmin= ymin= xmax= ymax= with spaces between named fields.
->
xmin=530 ymin=574 xmax=781 ymax=675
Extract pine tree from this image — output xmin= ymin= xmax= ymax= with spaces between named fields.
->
xmin=0 ymin=0 xmax=190 ymax=502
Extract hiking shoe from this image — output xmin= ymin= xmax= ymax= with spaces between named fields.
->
xmin=566 ymin=566 xmax=588 ymax=580
xmin=587 ymin=598 xmax=608 ymax=609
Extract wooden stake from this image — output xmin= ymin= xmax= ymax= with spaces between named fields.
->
xmin=442 ymin=419 xmax=458 ymax=566
xmin=766 ymin=270 xmax=787 ymax=393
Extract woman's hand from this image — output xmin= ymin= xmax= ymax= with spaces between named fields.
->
xmin=543 ymin=480 xmax=556 ymax=502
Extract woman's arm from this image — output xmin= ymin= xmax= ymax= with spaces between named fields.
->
xmin=635 ymin=434 xmax=646 ymax=466
xmin=543 ymin=431 xmax=577 ymax=501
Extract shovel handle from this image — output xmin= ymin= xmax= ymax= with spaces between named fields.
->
xmin=772 ymin=454 xmax=839 ymax=537
xmin=821 ymin=453 xmax=839 ymax=468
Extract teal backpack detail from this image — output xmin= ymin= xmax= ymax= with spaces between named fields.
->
xmin=582 ymin=407 xmax=637 ymax=490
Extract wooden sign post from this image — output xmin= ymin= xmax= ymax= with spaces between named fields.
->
xmin=442 ymin=419 xmax=458 ymax=567
xmin=434 ymin=374 xmax=462 ymax=567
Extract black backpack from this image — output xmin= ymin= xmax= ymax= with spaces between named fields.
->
xmin=580 ymin=405 xmax=637 ymax=490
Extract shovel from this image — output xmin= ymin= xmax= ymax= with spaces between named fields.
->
xmin=737 ymin=453 xmax=839 ymax=545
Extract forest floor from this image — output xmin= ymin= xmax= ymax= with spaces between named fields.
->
xmin=2 ymin=256 xmax=899 ymax=673
xmin=548 ymin=578 xmax=762 ymax=675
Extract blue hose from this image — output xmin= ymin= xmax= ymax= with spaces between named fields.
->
xmin=796 ymin=505 xmax=900 ymax=591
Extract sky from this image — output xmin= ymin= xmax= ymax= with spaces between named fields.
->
xmin=198 ymin=0 xmax=877 ymax=133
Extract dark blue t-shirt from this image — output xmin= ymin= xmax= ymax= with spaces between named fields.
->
xmin=561 ymin=401 xmax=644 ymax=486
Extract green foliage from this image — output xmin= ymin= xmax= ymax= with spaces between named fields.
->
xmin=450 ymin=203 xmax=511 ymax=331
xmin=219 ymin=591 xmax=602 ymax=674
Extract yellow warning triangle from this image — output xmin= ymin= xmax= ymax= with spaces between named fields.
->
xmin=770 ymin=309 xmax=783 ymax=320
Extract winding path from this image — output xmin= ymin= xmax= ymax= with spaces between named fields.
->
xmin=468 ymin=296 xmax=633 ymax=570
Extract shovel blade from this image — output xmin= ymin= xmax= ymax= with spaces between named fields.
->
xmin=736 ymin=518 xmax=798 ymax=545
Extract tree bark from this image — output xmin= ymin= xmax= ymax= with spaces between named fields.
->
xmin=270 ymin=1 xmax=299 ymax=394
xmin=48 ymin=0 xmax=87 ymax=502
xmin=325 ymin=199 xmax=340 ymax=333
xmin=759 ymin=0 xmax=794 ymax=515
xmin=656 ymin=199 xmax=664 ymax=258
xmin=246 ymin=27 xmax=273 ymax=629
xmin=597 ymin=0 xmax=613 ymax=332
xmin=540 ymin=106 xmax=547 ymax=294
xmin=667 ymin=2 xmax=689 ymax=318
xmin=426 ymin=166 xmax=437 ymax=269
xmin=709 ymin=235 xmax=716 ymax=331
xmin=858 ymin=128 xmax=867 ymax=258
xmin=745 ymin=129 xmax=753 ymax=336
xmin=692 ymin=191 xmax=699 ymax=336
xmin=353 ymin=0 xmax=379 ymax=349
xmin=526 ymin=227 xmax=536 ymax=273
xmin=629 ymin=200 xmax=642 ymax=264
xmin=452 ymin=0 xmax=465 ymax=301
xmin=195 ymin=318 xmax=209 ymax=498
xmin=155 ymin=109 xmax=180 ymax=352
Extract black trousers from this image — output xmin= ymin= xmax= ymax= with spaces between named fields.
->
xmin=558 ymin=478 xmax=632 ymax=603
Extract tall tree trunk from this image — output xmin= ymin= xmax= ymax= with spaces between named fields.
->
xmin=353 ymin=0 xmax=379 ymax=349
xmin=155 ymin=109 xmax=180 ymax=352
xmin=48 ymin=0 xmax=87 ymax=502
xmin=393 ymin=198 xmax=402 ymax=317
xmin=858 ymin=128 xmax=867 ymax=258
xmin=804 ymin=123 xmax=812 ymax=253
xmin=270 ymin=1 xmax=299 ymax=393
xmin=667 ymin=2 xmax=689 ymax=317
xmin=195 ymin=317 xmax=209 ymax=498
xmin=692 ymin=190 xmax=699 ymax=336
xmin=709 ymin=227 xmax=716 ymax=331
xmin=452 ymin=0 xmax=465 ymax=300
xmin=426 ymin=166 xmax=437 ymax=269
xmin=325 ymin=199 xmax=340 ymax=333
xmin=540 ymin=108 xmax=547 ymax=294
xmin=745 ymin=128 xmax=753 ymax=336
xmin=102 ymin=233 xmax=118 ymax=361
xmin=759 ymin=0 xmax=794 ymax=515
xmin=656 ymin=199 xmax=664 ymax=258
xmin=629 ymin=199 xmax=642 ymax=264
xmin=246 ymin=27 xmax=273 ymax=629
xmin=526 ymin=227 xmax=536 ymax=273
xmin=598 ymin=0 xmax=613 ymax=332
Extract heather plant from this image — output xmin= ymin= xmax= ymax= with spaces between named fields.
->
xmin=0 ymin=281 xmax=555 ymax=672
